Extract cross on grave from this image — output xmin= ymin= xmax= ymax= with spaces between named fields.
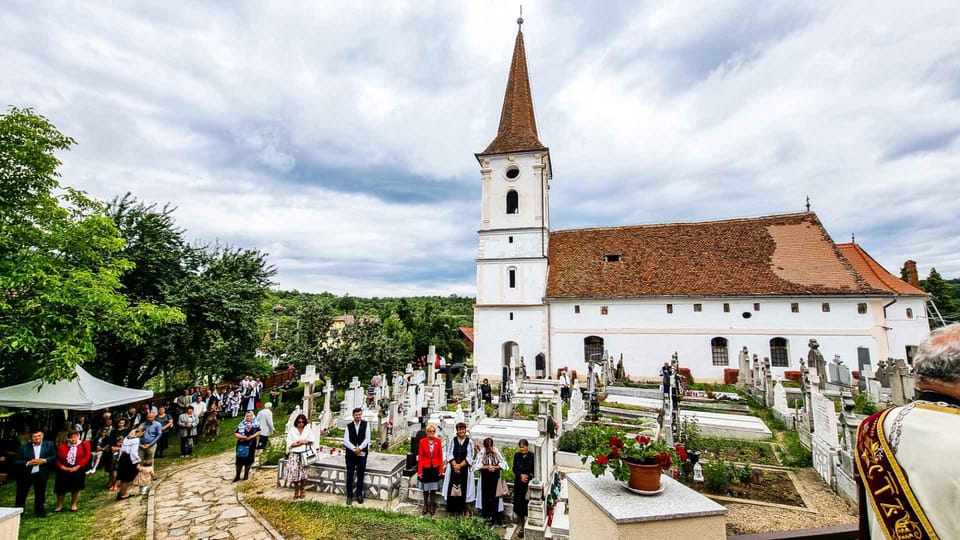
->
xmin=299 ymin=365 xmax=322 ymax=419
xmin=318 ymin=378 xmax=334 ymax=431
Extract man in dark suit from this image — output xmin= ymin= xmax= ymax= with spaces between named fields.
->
xmin=14 ymin=429 xmax=56 ymax=517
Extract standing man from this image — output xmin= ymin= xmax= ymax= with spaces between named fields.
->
xmin=14 ymin=429 xmax=56 ymax=517
xmin=139 ymin=412 xmax=162 ymax=462
xmin=255 ymin=402 xmax=275 ymax=458
xmin=857 ymin=323 xmax=960 ymax=539
xmin=660 ymin=362 xmax=672 ymax=395
xmin=559 ymin=369 xmax=570 ymax=402
xmin=342 ymin=407 xmax=370 ymax=505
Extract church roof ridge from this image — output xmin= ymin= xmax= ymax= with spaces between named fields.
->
xmin=550 ymin=211 xmax=817 ymax=235
xmin=478 ymin=26 xmax=546 ymax=156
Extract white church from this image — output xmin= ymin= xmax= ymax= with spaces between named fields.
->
xmin=471 ymin=23 xmax=930 ymax=383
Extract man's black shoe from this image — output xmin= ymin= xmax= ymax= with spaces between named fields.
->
xmin=357 ymin=496 xmax=364 ymax=504
xmin=346 ymin=497 xmax=353 ymax=505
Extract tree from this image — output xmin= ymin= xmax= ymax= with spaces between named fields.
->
xmin=0 ymin=108 xmax=183 ymax=385
xmin=923 ymin=267 xmax=957 ymax=321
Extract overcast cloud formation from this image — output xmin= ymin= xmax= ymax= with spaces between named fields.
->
xmin=3 ymin=1 xmax=959 ymax=296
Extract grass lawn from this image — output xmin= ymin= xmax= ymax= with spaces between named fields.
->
xmin=0 ymin=414 xmax=246 ymax=539
xmin=0 ymin=468 xmax=120 ymax=540
xmin=246 ymin=498 xmax=499 ymax=540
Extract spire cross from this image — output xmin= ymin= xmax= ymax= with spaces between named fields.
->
xmin=805 ymin=196 xmax=810 ymax=212
xmin=518 ymin=5 xmax=524 ymax=27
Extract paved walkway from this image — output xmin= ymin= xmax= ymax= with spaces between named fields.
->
xmin=152 ymin=451 xmax=280 ymax=540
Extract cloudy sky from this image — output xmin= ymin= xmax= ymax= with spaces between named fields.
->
xmin=3 ymin=1 xmax=959 ymax=296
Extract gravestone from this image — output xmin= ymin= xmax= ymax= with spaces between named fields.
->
xmin=811 ymin=388 xmax=839 ymax=484
xmin=774 ymin=380 xmax=788 ymax=412
xmin=318 ymin=378 xmax=335 ymax=431
xmin=857 ymin=346 xmax=871 ymax=391
xmin=808 ymin=339 xmax=827 ymax=391
xmin=299 ymin=365 xmax=322 ymax=418
xmin=763 ymin=357 xmax=774 ymax=408
xmin=828 ymin=360 xmax=840 ymax=388
xmin=836 ymin=358 xmax=852 ymax=387
xmin=736 ymin=347 xmax=751 ymax=389
xmin=565 ymin=379 xmax=586 ymax=429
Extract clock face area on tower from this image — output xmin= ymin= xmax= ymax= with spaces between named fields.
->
xmin=504 ymin=164 xmax=521 ymax=181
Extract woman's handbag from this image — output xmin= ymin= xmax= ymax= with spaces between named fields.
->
xmin=236 ymin=444 xmax=250 ymax=458
xmin=496 ymin=478 xmax=510 ymax=498
xmin=303 ymin=447 xmax=318 ymax=465
xmin=450 ymin=483 xmax=462 ymax=497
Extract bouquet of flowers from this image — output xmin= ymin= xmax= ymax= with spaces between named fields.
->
xmin=577 ymin=424 xmax=682 ymax=482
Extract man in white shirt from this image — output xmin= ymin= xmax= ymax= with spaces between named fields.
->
xmin=342 ymin=408 xmax=370 ymax=505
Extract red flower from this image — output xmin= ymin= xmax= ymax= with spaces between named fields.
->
xmin=608 ymin=436 xmax=624 ymax=449
xmin=657 ymin=452 xmax=672 ymax=468
xmin=596 ymin=455 xmax=609 ymax=465
xmin=675 ymin=444 xmax=688 ymax=462
xmin=610 ymin=447 xmax=620 ymax=459
xmin=636 ymin=435 xmax=651 ymax=445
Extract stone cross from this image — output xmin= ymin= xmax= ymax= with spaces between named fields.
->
xmin=737 ymin=346 xmax=751 ymax=389
xmin=808 ymin=339 xmax=827 ymax=391
xmin=299 ymin=365 xmax=322 ymax=418
xmin=427 ymin=345 xmax=437 ymax=386
xmin=763 ymin=357 xmax=774 ymax=408
xmin=318 ymin=378 xmax=334 ymax=430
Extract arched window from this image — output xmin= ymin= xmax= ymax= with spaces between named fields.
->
xmin=508 ymin=267 xmax=517 ymax=288
xmin=711 ymin=337 xmax=729 ymax=366
xmin=584 ymin=336 xmax=604 ymax=363
xmin=906 ymin=308 xmax=914 ymax=319
xmin=770 ymin=337 xmax=789 ymax=367
xmin=506 ymin=190 xmax=519 ymax=214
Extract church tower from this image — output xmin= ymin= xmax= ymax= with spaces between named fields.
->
xmin=473 ymin=18 xmax=552 ymax=381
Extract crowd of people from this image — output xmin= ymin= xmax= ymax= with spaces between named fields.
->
xmin=2 ymin=374 xmax=285 ymax=518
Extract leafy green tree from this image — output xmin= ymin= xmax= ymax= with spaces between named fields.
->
xmin=0 ymin=108 xmax=183 ymax=385
xmin=923 ymin=267 xmax=957 ymax=321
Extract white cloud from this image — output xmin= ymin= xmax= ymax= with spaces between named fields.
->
xmin=2 ymin=0 xmax=959 ymax=294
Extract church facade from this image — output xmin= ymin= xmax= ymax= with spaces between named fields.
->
xmin=471 ymin=24 xmax=929 ymax=383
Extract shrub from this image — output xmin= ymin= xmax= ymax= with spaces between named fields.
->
xmin=557 ymin=428 xmax=583 ymax=453
xmin=737 ymin=463 xmax=753 ymax=484
xmin=702 ymin=458 xmax=728 ymax=493
xmin=853 ymin=393 xmax=878 ymax=415
xmin=499 ymin=445 xmax=516 ymax=484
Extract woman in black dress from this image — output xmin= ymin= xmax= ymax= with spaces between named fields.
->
xmin=233 ymin=411 xmax=260 ymax=482
xmin=513 ymin=439 xmax=535 ymax=537
xmin=476 ymin=437 xmax=508 ymax=525
xmin=443 ymin=422 xmax=475 ymax=517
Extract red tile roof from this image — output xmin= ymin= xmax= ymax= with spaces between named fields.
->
xmin=478 ymin=29 xmax=545 ymax=156
xmin=837 ymin=243 xmax=927 ymax=296
xmin=459 ymin=327 xmax=474 ymax=352
xmin=545 ymin=212 xmax=889 ymax=298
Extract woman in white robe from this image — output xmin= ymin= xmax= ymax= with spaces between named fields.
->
xmin=442 ymin=422 xmax=476 ymax=516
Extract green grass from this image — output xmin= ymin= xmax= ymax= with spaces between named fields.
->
xmin=0 ymin=464 xmax=124 ymax=540
xmin=246 ymin=498 xmax=498 ymax=540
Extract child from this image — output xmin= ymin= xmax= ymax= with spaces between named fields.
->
xmin=133 ymin=460 xmax=156 ymax=495
xmin=88 ymin=427 xmax=110 ymax=474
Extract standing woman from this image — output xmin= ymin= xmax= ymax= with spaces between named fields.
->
xmin=233 ymin=411 xmax=260 ymax=482
xmin=54 ymin=430 xmax=91 ymax=512
xmin=116 ymin=427 xmax=143 ymax=500
xmin=416 ymin=424 xmax=444 ymax=515
xmin=178 ymin=405 xmax=198 ymax=457
xmin=474 ymin=437 xmax=508 ymax=526
xmin=442 ymin=422 xmax=475 ymax=517
xmin=513 ymin=439 xmax=535 ymax=537
xmin=285 ymin=414 xmax=314 ymax=499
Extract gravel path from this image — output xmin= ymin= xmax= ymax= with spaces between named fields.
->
xmin=724 ymin=468 xmax=858 ymax=535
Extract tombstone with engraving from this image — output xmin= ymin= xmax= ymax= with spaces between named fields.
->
xmin=810 ymin=387 xmax=840 ymax=484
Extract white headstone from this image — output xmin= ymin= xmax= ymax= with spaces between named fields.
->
xmin=811 ymin=389 xmax=839 ymax=484
xmin=773 ymin=380 xmax=788 ymax=413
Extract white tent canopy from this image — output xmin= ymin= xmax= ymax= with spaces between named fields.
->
xmin=0 ymin=365 xmax=153 ymax=411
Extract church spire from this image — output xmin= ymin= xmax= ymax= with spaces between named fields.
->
xmin=479 ymin=21 xmax=545 ymax=156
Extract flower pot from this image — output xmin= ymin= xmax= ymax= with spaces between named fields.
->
xmin=625 ymin=460 xmax=662 ymax=492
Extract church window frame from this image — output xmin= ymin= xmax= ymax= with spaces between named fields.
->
xmin=723 ymin=303 xmax=730 ymax=313
xmin=693 ymin=303 xmax=702 ymax=312
xmin=600 ymin=306 xmax=609 ymax=315
xmin=857 ymin=303 xmax=867 ymax=314
xmin=711 ymin=337 xmax=729 ymax=366
xmin=508 ymin=267 xmax=517 ymax=289
xmin=753 ymin=302 xmax=761 ymax=311
xmin=574 ymin=305 xmax=580 ymax=314
xmin=770 ymin=337 xmax=789 ymax=367
xmin=504 ymin=165 xmax=521 ymax=180
xmin=791 ymin=303 xmax=799 ymax=313
xmin=821 ymin=303 xmax=831 ymax=313
xmin=506 ymin=190 xmax=519 ymax=214
xmin=509 ymin=312 xmax=514 ymax=321
xmin=906 ymin=308 xmax=914 ymax=319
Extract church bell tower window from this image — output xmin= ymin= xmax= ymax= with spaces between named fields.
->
xmin=506 ymin=190 xmax=519 ymax=214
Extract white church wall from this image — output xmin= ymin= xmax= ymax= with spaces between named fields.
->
xmin=884 ymin=297 xmax=930 ymax=362
xmin=547 ymin=298 xmax=888 ymax=380
xmin=480 ymin=153 xmax=547 ymax=232
xmin=476 ymin=260 xmax=548 ymax=306
xmin=479 ymin=229 xmax=548 ymax=259
xmin=473 ymin=306 xmax=546 ymax=379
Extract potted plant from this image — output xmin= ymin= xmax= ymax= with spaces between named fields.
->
xmin=576 ymin=424 xmax=680 ymax=492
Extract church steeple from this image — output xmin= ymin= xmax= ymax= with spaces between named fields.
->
xmin=479 ymin=21 xmax=545 ymax=156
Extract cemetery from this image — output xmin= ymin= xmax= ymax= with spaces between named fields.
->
xmin=239 ymin=328 xmax=938 ymax=539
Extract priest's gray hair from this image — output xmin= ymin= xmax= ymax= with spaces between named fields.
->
xmin=914 ymin=323 xmax=960 ymax=384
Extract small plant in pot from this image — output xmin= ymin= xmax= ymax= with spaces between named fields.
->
xmin=576 ymin=424 xmax=678 ymax=492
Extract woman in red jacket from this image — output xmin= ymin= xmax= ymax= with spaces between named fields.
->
xmin=54 ymin=430 xmax=92 ymax=512
xmin=417 ymin=424 xmax=444 ymax=515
